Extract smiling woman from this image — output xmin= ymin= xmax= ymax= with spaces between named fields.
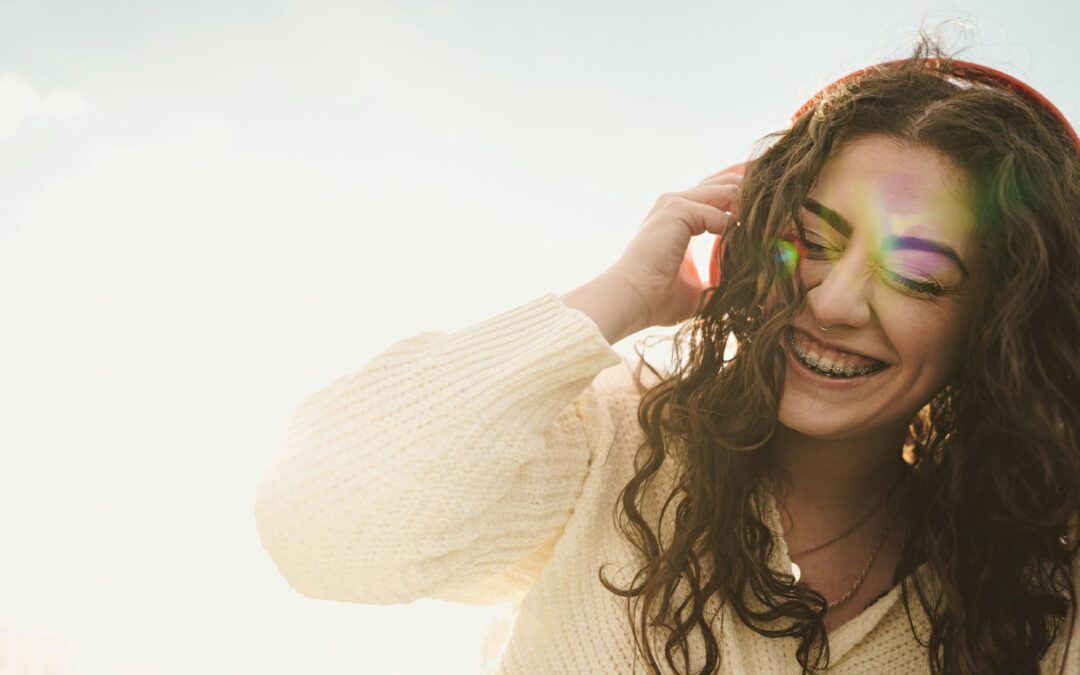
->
xmin=777 ymin=138 xmax=978 ymax=440
xmin=254 ymin=37 xmax=1080 ymax=675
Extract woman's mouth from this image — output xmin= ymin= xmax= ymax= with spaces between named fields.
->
xmin=786 ymin=327 xmax=888 ymax=379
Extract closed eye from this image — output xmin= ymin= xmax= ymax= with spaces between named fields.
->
xmin=879 ymin=269 xmax=946 ymax=297
xmin=797 ymin=232 xmax=838 ymax=259
xmin=797 ymin=231 xmax=949 ymax=297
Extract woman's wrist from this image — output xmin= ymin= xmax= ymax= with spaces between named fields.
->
xmin=559 ymin=271 xmax=648 ymax=345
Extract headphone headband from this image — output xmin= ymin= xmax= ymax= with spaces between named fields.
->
xmin=792 ymin=58 xmax=1080 ymax=152
xmin=706 ymin=58 xmax=1078 ymax=288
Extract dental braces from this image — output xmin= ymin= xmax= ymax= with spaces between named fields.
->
xmin=788 ymin=332 xmax=883 ymax=377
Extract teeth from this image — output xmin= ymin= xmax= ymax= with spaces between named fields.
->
xmin=788 ymin=329 xmax=884 ymax=378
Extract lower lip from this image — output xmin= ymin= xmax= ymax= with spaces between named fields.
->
xmin=783 ymin=333 xmax=890 ymax=388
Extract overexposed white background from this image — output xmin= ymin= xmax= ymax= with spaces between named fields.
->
xmin=1 ymin=1 xmax=1076 ymax=673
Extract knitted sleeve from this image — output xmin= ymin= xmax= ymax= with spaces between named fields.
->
xmin=254 ymin=292 xmax=626 ymax=607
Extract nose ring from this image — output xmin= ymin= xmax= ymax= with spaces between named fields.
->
xmin=815 ymin=319 xmax=835 ymax=332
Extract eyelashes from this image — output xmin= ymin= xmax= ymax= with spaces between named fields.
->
xmin=793 ymin=232 xmax=949 ymax=298
xmin=879 ymin=269 xmax=946 ymax=297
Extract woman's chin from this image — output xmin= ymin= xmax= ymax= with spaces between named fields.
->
xmin=776 ymin=388 xmax=915 ymax=443
xmin=776 ymin=407 xmax=854 ymax=441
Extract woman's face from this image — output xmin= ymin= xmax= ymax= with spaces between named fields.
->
xmin=777 ymin=135 xmax=979 ymax=441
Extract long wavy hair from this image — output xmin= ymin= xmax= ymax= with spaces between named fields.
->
xmin=597 ymin=37 xmax=1080 ymax=674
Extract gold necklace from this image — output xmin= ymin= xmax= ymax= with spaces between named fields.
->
xmin=788 ymin=488 xmax=903 ymax=610
xmin=788 ymin=494 xmax=889 ymax=558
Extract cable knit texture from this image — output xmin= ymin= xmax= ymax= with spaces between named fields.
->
xmin=255 ymin=292 xmax=1079 ymax=674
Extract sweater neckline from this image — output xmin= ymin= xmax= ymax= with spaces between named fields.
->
xmin=757 ymin=484 xmax=929 ymax=664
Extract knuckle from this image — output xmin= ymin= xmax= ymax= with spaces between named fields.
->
xmin=656 ymin=194 xmax=682 ymax=211
xmin=654 ymin=202 xmax=677 ymax=219
xmin=663 ymin=196 xmax=694 ymax=216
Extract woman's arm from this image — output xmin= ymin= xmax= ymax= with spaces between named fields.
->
xmin=253 ymin=292 xmax=626 ymax=607
xmin=253 ymin=166 xmax=738 ymax=606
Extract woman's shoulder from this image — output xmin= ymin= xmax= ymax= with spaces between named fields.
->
xmin=587 ymin=351 xmax=679 ymax=470
xmin=586 ymin=352 xmax=671 ymax=439
xmin=592 ymin=350 xmax=667 ymax=402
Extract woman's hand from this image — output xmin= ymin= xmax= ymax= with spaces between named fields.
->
xmin=560 ymin=169 xmax=741 ymax=344
xmin=607 ymin=170 xmax=741 ymax=329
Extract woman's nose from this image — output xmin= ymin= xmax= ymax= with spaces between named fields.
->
xmin=805 ymin=255 xmax=873 ymax=329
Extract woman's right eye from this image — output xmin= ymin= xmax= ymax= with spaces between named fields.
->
xmin=798 ymin=232 xmax=835 ymax=259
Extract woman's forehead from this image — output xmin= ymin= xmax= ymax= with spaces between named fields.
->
xmin=808 ymin=137 xmax=976 ymax=251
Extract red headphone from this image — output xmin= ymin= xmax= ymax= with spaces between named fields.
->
xmin=706 ymin=59 xmax=1080 ymax=288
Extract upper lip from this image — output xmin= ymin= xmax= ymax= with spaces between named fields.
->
xmin=789 ymin=326 xmax=890 ymax=364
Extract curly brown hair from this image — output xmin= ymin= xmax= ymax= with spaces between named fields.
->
xmin=597 ymin=37 xmax=1080 ymax=674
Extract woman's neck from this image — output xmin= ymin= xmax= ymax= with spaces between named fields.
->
xmin=766 ymin=423 xmax=911 ymax=518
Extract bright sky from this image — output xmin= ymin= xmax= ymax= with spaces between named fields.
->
xmin=0 ymin=1 xmax=1075 ymax=673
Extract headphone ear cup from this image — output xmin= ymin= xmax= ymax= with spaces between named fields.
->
xmin=707 ymin=162 xmax=746 ymax=289
xmin=708 ymin=235 xmax=725 ymax=288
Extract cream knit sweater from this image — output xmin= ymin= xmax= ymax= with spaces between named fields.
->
xmin=254 ymin=292 xmax=1078 ymax=674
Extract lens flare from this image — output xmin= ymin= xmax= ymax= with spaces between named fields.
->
xmin=771 ymin=238 xmax=800 ymax=279
xmin=805 ymin=174 xmax=976 ymax=296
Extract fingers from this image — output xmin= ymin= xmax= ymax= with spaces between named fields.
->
xmin=675 ymin=183 xmax=740 ymax=218
xmin=658 ymin=197 xmax=737 ymax=235
xmin=696 ymin=171 xmax=743 ymax=187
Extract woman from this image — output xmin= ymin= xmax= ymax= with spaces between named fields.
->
xmin=254 ymin=40 xmax=1080 ymax=674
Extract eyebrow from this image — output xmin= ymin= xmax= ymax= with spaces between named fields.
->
xmin=801 ymin=198 xmax=970 ymax=278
